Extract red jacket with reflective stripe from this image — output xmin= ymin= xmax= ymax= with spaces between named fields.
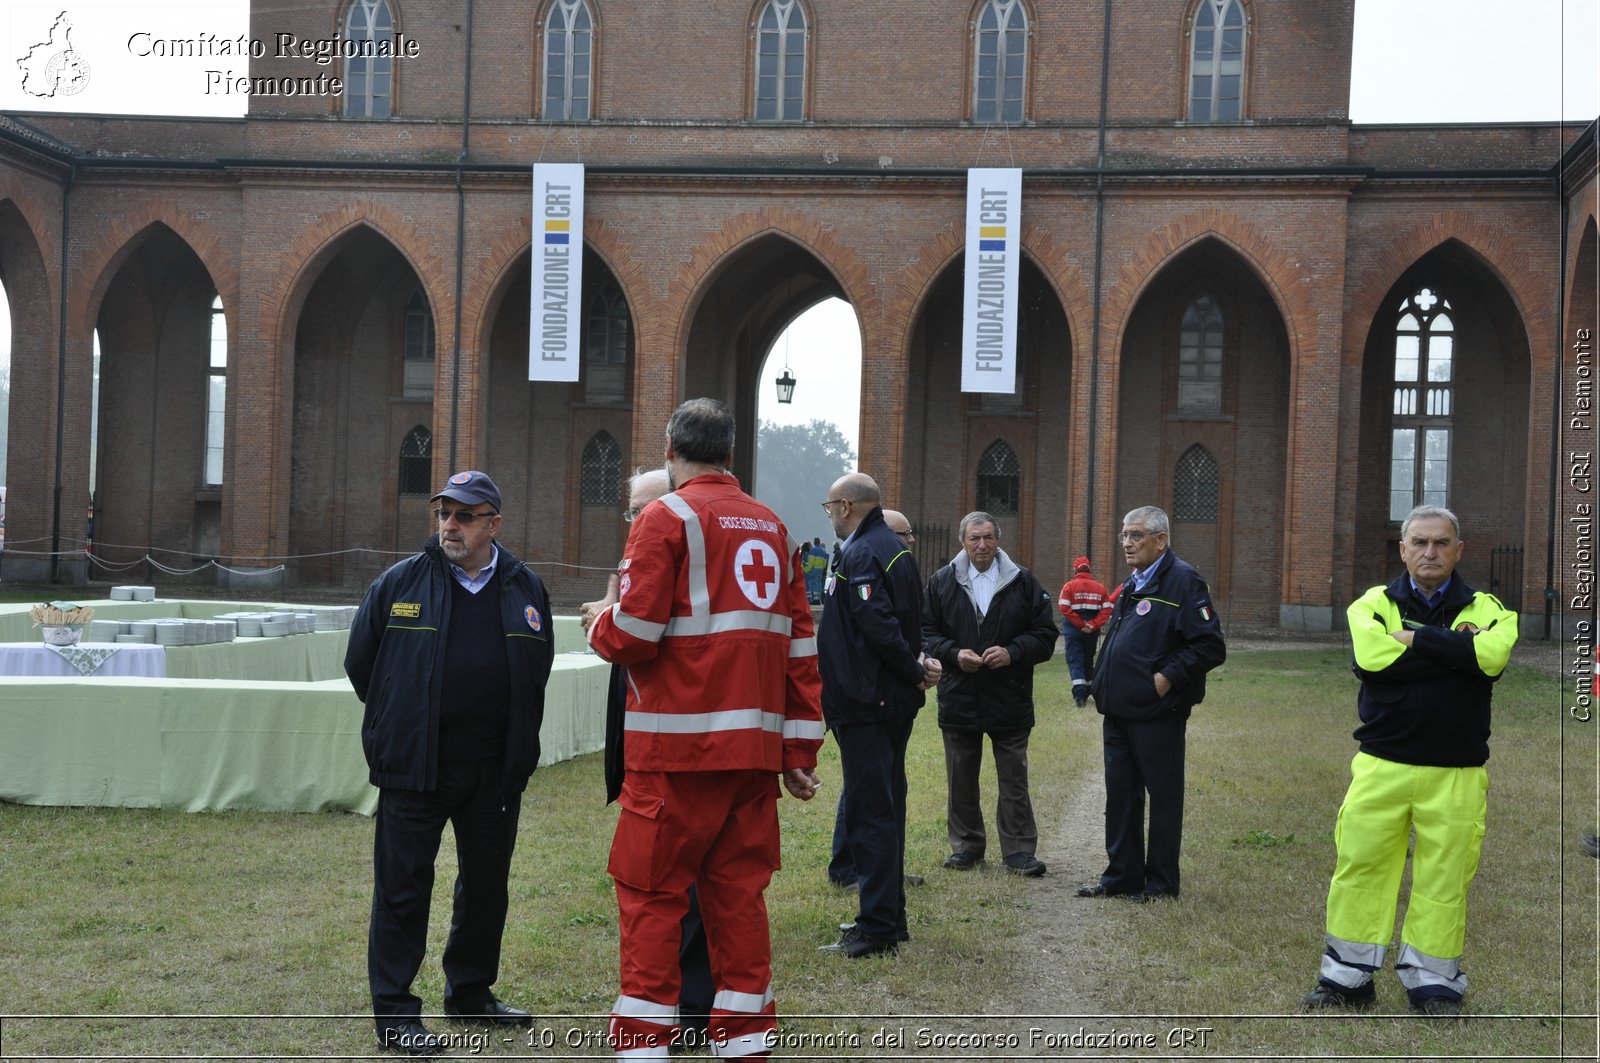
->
xmin=1058 ymin=572 xmax=1113 ymax=632
xmin=587 ymin=472 xmax=824 ymax=774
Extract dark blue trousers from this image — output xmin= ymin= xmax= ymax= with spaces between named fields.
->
xmin=369 ymin=758 xmax=521 ymax=1025
xmin=1099 ymin=713 xmax=1187 ymax=897
xmin=832 ymin=718 xmax=914 ymax=941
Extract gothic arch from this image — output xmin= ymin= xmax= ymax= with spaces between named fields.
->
xmin=1344 ymin=213 xmax=1550 ymax=375
xmin=72 ymin=204 xmax=235 ymax=346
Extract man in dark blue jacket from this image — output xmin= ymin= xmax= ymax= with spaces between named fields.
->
xmin=1079 ymin=505 xmax=1225 ymax=902
xmin=816 ymin=473 xmax=937 ymax=959
xmin=345 ymin=470 xmax=554 ymax=1057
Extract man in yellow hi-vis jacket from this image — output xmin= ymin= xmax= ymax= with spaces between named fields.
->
xmin=1304 ymin=505 xmax=1517 ymax=1017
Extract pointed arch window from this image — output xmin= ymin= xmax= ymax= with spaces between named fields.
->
xmin=585 ymin=282 xmax=630 ymax=405
xmin=204 ymin=294 xmax=227 ymax=486
xmin=754 ymin=0 xmax=806 ymax=122
xmin=1178 ymin=294 xmax=1224 ymax=413
xmin=974 ymin=0 xmax=1028 ymax=124
xmin=399 ymin=426 xmax=432 ymax=496
xmin=1389 ymin=287 xmax=1453 ymax=522
xmin=403 ymin=288 xmax=435 ymax=399
xmin=1188 ymin=0 xmax=1246 ymax=122
xmin=544 ymin=0 xmax=594 ymax=120
xmin=581 ymin=431 xmax=623 ymax=505
xmin=344 ymin=0 xmax=395 ymax=117
xmin=1174 ymin=445 xmax=1220 ymax=522
xmin=976 ymin=439 xmax=1020 ymax=516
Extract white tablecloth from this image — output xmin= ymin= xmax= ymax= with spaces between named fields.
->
xmin=0 ymin=642 xmax=167 ymax=678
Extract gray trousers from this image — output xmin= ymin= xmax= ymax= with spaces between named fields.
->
xmin=942 ymin=727 xmax=1038 ymax=859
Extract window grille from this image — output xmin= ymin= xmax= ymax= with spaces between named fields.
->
xmin=398 ymin=426 xmax=432 ymax=496
xmin=1173 ymin=445 xmax=1220 ymax=522
xmin=976 ymin=439 xmax=1021 ymax=516
xmin=581 ymin=431 xmax=622 ymax=505
xmin=204 ymin=294 xmax=227 ymax=486
xmin=1178 ymin=294 xmax=1224 ymax=413
xmin=585 ymin=282 xmax=629 ymax=405
xmin=402 ymin=288 xmax=434 ymax=399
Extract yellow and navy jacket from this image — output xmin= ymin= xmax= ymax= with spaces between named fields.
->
xmin=345 ymin=536 xmax=554 ymax=793
xmin=1347 ymin=574 xmax=1517 ymax=768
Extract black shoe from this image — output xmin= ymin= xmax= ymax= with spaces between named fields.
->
xmin=377 ymin=1019 xmax=443 ymax=1057
xmin=1411 ymin=995 xmax=1462 ymax=1017
xmin=1003 ymin=852 xmax=1047 ymax=877
xmin=1076 ymin=881 xmax=1122 ymax=897
xmin=943 ymin=851 xmax=983 ymax=870
xmin=818 ymin=925 xmax=898 ymax=958
xmin=828 ymin=876 xmax=861 ymax=891
xmin=904 ymin=872 xmax=926 ymax=887
xmin=1132 ymin=889 xmax=1178 ymax=902
xmin=1582 ymin=832 xmax=1600 ymax=858
xmin=1303 ymin=981 xmax=1376 ymax=1010
xmin=443 ymin=997 xmax=533 ymax=1027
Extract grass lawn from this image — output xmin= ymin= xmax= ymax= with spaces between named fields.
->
xmin=0 ymin=646 xmax=1594 ymax=1059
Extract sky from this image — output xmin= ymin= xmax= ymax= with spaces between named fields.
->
xmin=0 ymin=0 xmax=1596 ymax=454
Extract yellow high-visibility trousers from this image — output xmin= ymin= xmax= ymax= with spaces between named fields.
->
xmin=1321 ymin=752 xmax=1487 ymax=1000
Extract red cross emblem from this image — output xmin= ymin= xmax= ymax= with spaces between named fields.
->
xmin=734 ymin=540 xmax=782 ymax=608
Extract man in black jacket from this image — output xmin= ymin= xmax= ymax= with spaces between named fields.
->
xmin=345 ymin=470 xmax=554 ymax=1057
xmin=1078 ymin=505 xmax=1225 ymax=902
xmin=816 ymin=473 xmax=937 ymax=959
xmin=922 ymin=512 xmax=1060 ymax=877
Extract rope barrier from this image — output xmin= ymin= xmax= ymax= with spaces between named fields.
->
xmin=12 ymin=544 xmax=619 ymax=577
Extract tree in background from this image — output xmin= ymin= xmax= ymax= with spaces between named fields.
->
xmin=754 ymin=418 xmax=855 ymax=548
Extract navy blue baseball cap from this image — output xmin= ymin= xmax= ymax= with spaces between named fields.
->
xmin=431 ymin=470 xmax=501 ymax=511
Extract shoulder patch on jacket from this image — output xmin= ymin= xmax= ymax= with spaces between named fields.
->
xmin=390 ymin=602 xmax=421 ymax=618
xmin=526 ymin=604 xmax=544 ymax=632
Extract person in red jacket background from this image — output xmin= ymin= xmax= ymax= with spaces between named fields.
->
xmin=581 ymin=397 xmax=823 ymax=1061
xmin=1058 ymin=556 xmax=1112 ymax=708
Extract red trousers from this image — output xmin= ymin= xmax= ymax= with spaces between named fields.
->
xmin=608 ymin=770 xmax=781 ymax=1059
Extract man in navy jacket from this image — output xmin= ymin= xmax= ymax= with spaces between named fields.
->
xmin=345 ymin=470 xmax=554 ymax=1056
xmin=816 ymin=473 xmax=937 ymax=959
xmin=1079 ymin=505 xmax=1225 ymax=902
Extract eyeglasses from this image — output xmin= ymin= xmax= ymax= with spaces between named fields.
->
xmin=820 ymin=498 xmax=852 ymax=513
xmin=1119 ymin=530 xmax=1156 ymax=543
xmin=896 ymin=530 xmax=916 ymax=541
xmin=623 ymin=507 xmax=643 ymax=523
xmin=434 ymin=508 xmax=498 ymax=525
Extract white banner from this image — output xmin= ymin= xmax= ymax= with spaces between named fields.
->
xmin=960 ymin=167 xmax=1022 ymax=394
xmin=529 ymin=162 xmax=586 ymax=381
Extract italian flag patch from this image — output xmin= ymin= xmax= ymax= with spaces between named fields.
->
xmin=856 ymin=585 xmax=873 ymax=601
xmin=1198 ymin=605 xmax=1211 ymax=621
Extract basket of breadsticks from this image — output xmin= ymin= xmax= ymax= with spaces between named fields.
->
xmin=31 ymin=601 xmax=95 ymax=646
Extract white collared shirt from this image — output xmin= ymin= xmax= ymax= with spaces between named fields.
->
xmin=970 ymin=561 xmax=1000 ymax=616
xmin=449 ymin=544 xmax=500 ymax=594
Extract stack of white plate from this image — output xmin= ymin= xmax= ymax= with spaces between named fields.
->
xmin=260 ymin=618 xmax=293 ymax=637
xmin=88 ymin=619 xmax=122 ymax=642
xmin=110 ymin=586 xmax=156 ymax=601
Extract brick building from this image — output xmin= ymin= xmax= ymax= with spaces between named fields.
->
xmin=0 ymin=0 xmax=1594 ymax=630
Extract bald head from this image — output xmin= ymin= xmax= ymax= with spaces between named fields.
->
xmin=825 ymin=472 xmax=881 ymax=538
xmin=883 ymin=509 xmax=914 ymax=546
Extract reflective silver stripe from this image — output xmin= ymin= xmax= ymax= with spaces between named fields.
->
xmin=783 ymin=718 xmax=826 ymax=741
xmin=613 ymin=994 xmax=678 ymax=1025
xmin=788 ymin=636 xmax=818 ymax=658
xmin=663 ymin=610 xmax=792 ymax=638
xmin=711 ymin=1031 xmax=776 ymax=1058
xmin=625 ymin=708 xmax=784 ymax=735
xmin=1319 ymin=935 xmax=1385 ymax=988
xmin=613 ymin=604 xmax=667 ymax=643
xmin=616 ymin=1048 xmax=671 ymax=1061
xmin=712 ymin=983 xmax=774 ymax=1014
xmin=662 ymin=492 xmax=711 ymax=617
xmin=1395 ymin=943 xmax=1467 ymax=995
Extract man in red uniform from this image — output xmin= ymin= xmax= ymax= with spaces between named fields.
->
xmin=1058 ymin=556 xmax=1112 ymax=707
xmin=581 ymin=397 xmax=824 ymax=1060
